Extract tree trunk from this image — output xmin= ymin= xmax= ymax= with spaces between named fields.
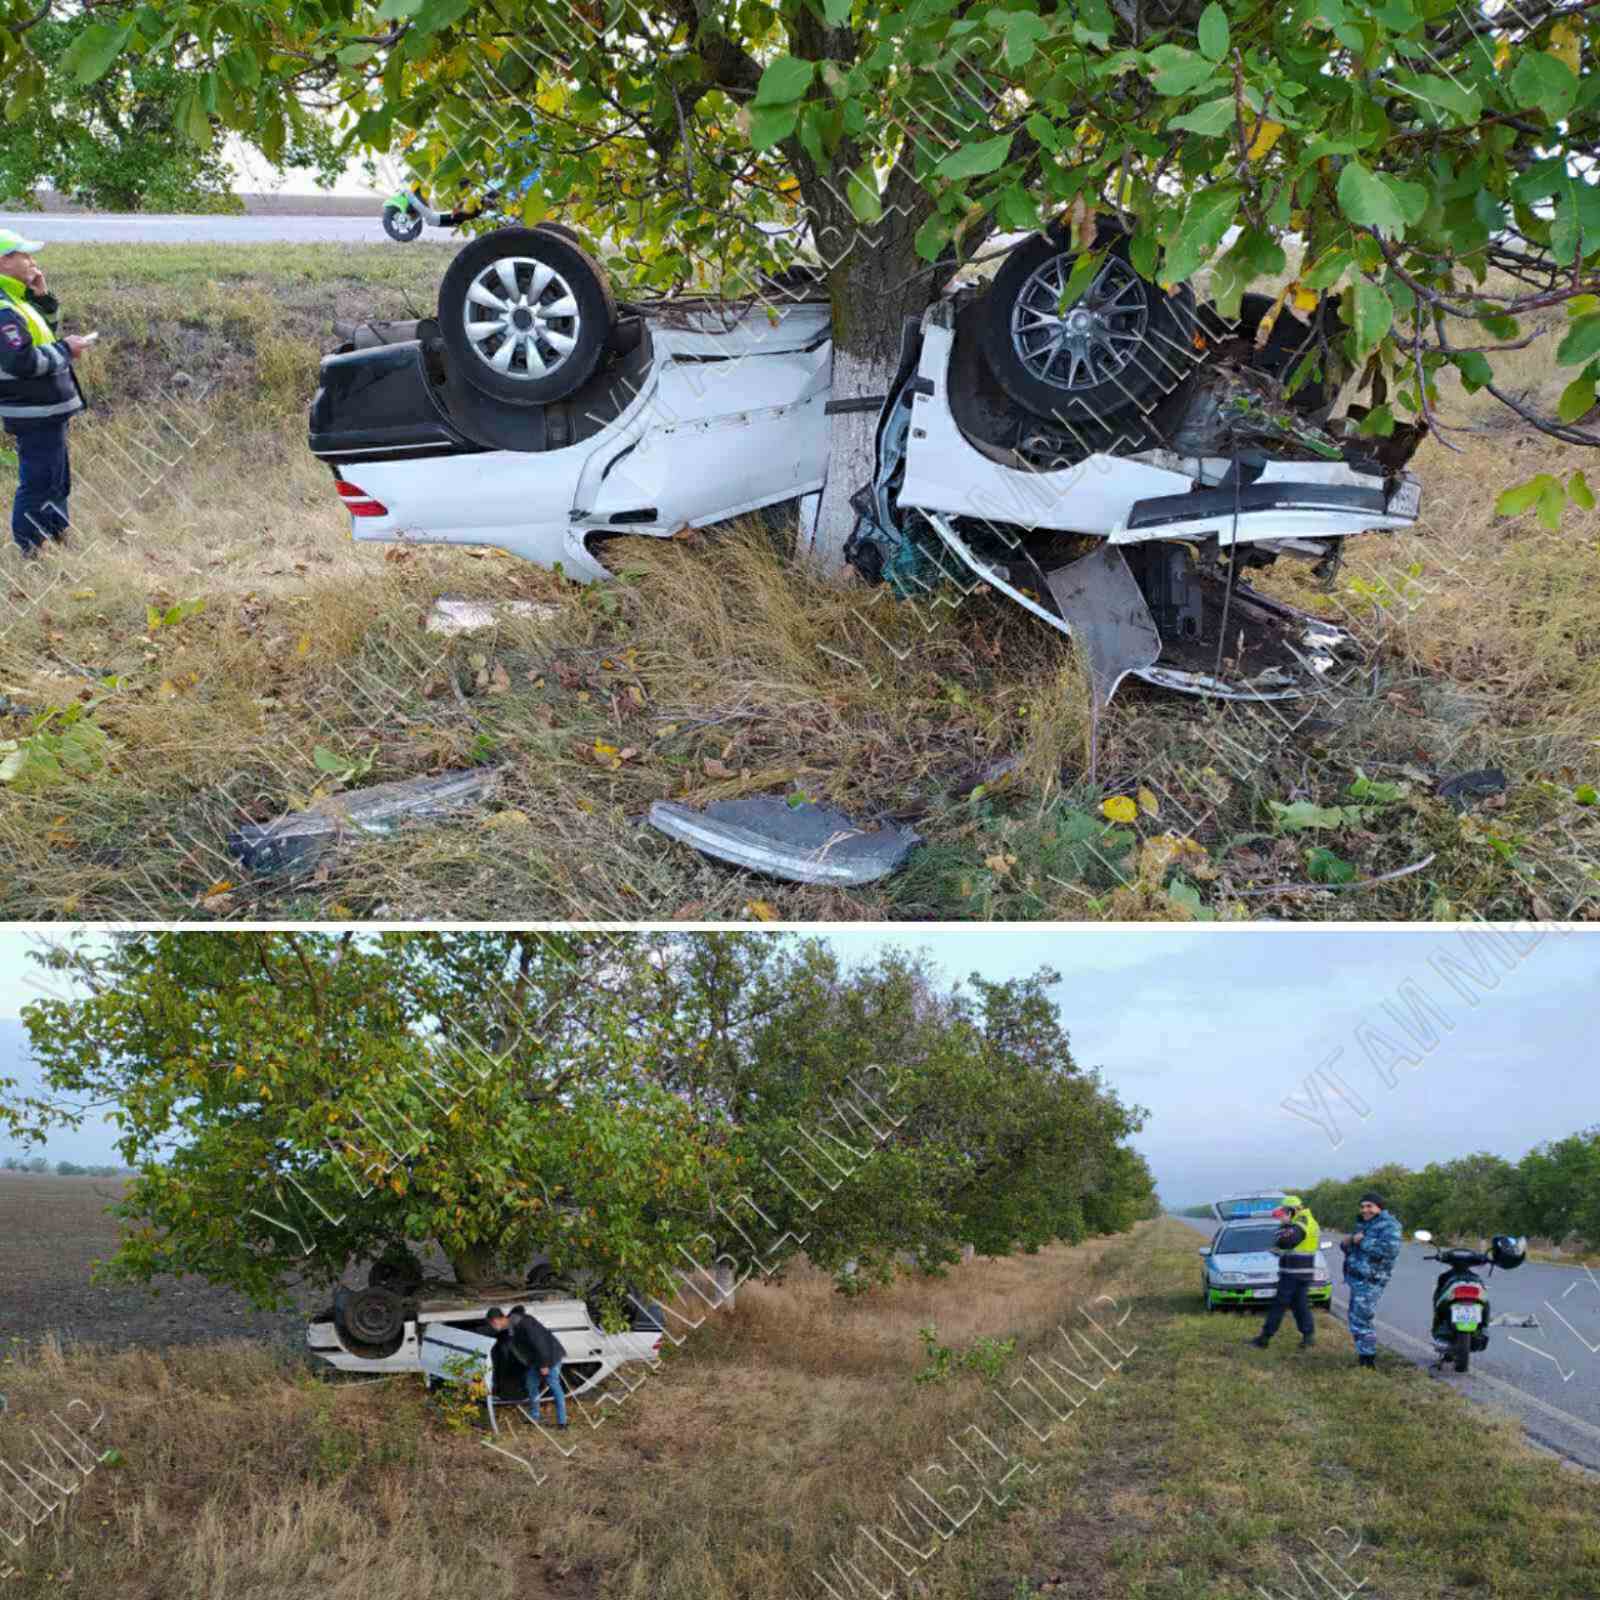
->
xmin=446 ymin=1241 xmax=502 ymax=1288
xmin=792 ymin=152 xmax=943 ymax=575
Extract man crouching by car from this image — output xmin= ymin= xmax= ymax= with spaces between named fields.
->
xmin=1248 ymin=1194 xmax=1322 ymax=1352
xmin=0 ymin=230 xmax=95 ymax=560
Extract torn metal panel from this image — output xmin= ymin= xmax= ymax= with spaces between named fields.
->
xmin=647 ymin=796 xmax=921 ymax=885
xmin=1042 ymin=544 xmax=1163 ymax=706
xmin=426 ymin=598 xmax=560 ymax=634
xmin=230 ymin=767 xmax=503 ymax=873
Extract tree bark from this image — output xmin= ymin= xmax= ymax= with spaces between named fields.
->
xmin=789 ymin=143 xmax=943 ymax=575
xmin=447 ymin=1241 xmax=502 ymax=1288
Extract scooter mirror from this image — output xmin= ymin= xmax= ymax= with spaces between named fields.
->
xmin=1412 ymin=1230 xmax=1433 ymax=1243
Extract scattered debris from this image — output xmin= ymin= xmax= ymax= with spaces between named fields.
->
xmin=426 ymin=598 xmax=561 ymax=635
xmin=1437 ymin=768 xmax=1508 ymax=811
xmin=229 ymin=767 xmax=504 ymax=873
xmin=647 ymin=796 xmax=922 ymax=885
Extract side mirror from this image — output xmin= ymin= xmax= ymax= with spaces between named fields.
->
xmin=1413 ymin=1230 xmax=1433 ymax=1243
xmin=1197 ymin=1247 xmax=1210 ymax=1257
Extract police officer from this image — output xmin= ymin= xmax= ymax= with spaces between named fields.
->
xmin=0 ymin=230 xmax=95 ymax=559
xmin=1247 ymin=1193 xmax=1321 ymax=1350
xmin=1339 ymin=1191 xmax=1402 ymax=1369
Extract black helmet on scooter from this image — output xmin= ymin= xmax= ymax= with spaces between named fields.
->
xmin=1490 ymin=1235 xmax=1527 ymax=1270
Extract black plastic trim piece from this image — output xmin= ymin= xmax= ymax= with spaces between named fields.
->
xmin=824 ymin=395 xmax=888 ymax=415
xmin=1126 ymin=481 xmax=1390 ymax=531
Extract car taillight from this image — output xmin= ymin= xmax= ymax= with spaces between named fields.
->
xmin=652 ymin=1337 xmax=662 ymax=1351
xmin=335 ymin=479 xmax=388 ymax=517
xmin=1451 ymin=1284 xmax=1485 ymax=1300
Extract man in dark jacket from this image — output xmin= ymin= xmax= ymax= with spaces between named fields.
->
xmin=0 ymin=231 xmax=94 ymax=559
xmin=1339 ymin=1192 xmax=1403 ymax=1369
xmin=1247 ymin=1193 xmax=1321 ymax=1351
xmin=506 ymin=1303 xmax=569 ymax=1427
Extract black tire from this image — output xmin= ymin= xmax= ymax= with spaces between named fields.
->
xmin=383 ymin=204 xmax=425 ymax=244
xmin=343 ymin=1285 xmax=405 ymax=1346
xmin=1453 ymin=1330 xmax=1471 ymax=1373
xmin=438 ymin=226 xmax=615 ymax=406
xmin=981 ymin=226 xmax=1194 ymax=423
xmin=533 ymin=222 xmax=584 ymax=247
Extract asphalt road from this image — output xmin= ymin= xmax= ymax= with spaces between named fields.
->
xmin=1 ymin=211 xmax=399 ymax=245
xmin=1168 ymin=1213 xmax=1600 ymax=1474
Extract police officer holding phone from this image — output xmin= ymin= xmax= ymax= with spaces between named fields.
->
xmin=0 ymin=229 xmax=96 ymax=559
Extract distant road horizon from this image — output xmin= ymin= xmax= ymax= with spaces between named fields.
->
xmin=0 ymin=208 xmax=397 ymax=245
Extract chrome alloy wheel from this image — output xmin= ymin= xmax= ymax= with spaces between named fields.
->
xmin=461 ymin=254 xmax=582 ymax=381
xmin=1009 ymin=253 xmax=1150 ymax=392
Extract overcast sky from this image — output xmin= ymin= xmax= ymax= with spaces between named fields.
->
xmin=2 ymin=928 xmax=1593 ymax=1199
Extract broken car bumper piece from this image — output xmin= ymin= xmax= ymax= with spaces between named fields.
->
xmin=646 ymin=797 xmax=921 ymax=885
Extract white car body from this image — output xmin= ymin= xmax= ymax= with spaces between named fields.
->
xmin=306 ymin=1288 xmax=661 ymax=1396
xmin=323 ymin=298 xmax=1418 ymax=584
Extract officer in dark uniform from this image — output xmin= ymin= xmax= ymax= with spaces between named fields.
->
xmin=0 ymin=229 xmax=95 ymax=559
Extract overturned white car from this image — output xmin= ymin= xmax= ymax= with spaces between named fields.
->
xmin=306 ymin=1278 xmax=663 ymax=1398
xmin=310 ymin=222 xmax=1424 ymax=702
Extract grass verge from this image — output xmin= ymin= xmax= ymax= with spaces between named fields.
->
xmin=2 ymin=1221 xmax=1595 ymax=1600
xmin=1 ymin=245 xmax=1597 ymax=920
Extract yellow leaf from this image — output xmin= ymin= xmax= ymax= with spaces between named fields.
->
xmin=485 ymin=809 xmax=531 ymax=828
xmin=157 ymin=679 xmax=179 ymax=699
xmin=747 ymin=899 xmax=779 ymax=921
xmin=330 ymin=901 xmax=354 ymax=917
xmin=296 ymin=634 xmax=311 ymax=656
xmin=70 ymin=588 xmax=96 ymax=600
xmin=1137 ymin=787 xmax=1160 ymax=817
xmin=1494 ymin=34 xmax=1511 ymax=68
xmin=984 ymin=853 xmax=1014 ymax=876
xmin=1291 ymin=283 xmax=1319 ymax=314
xmin=1102 ymin=795 xmax=1139 ymax=824
xmin=203 ymin=879 xmax=234 ymax=898
xmin=1247 ymin=119 xmax=1284 ymax=160
xmin=1548 ymin=22 xmax=1580 ymax=72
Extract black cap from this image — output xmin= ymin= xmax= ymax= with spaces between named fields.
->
xmin=1359 ymin=1192 xmax=1386 ymax=1208
xmin=510 ymin=1304 xmax=527 ymax=1317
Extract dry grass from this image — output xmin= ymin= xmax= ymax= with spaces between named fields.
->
xmin=1 ymin=244 xmax=1597 ymax=920
xmin=3 ymin=1221 xmax=1595 ymax=1600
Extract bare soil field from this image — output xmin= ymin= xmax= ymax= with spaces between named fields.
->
xmin=0 ymin=1173 xmax=324 ymax=1353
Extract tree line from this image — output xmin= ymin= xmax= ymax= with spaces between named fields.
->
xmin=10 ymin=932 xmax=1159 ymax=1308
xmin=1301 ymin=1130 xmax=1600 ymax=1248
xmin=1 ymin=1154 xmax=130 ymax=1176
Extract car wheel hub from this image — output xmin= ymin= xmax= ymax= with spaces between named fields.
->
xmin=462 ymin=254 xmax=582 ymax=381
xmin=1011 ymin=253 xmax=1149 ymax=392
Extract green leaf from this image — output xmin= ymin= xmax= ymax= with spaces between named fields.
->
xmin=1303 ymin=248 xmax=1353 ymax=291
xmin=935 ymin=133 xmax=1013 ymax=180
xmin=1147 ymin=45 xmax=1217 ymax=96
xmin=755 ymin=56 xmax=814 ymax=106
xmin=1558 ymin=376 xmax=1596 ymax=424
xmin=1549 ymin=177 xmax=1600 ymax=267
xmin=1556 ymin=314 xmax=1600 ymax=368
xmin=1163 ymin=183 xmax=1241 ymax=283
xmin=375 ymin=0 xmax=427 ymax=18
xmin=1337 ymin=160 xmax=1408 ymax=238
xmin=1197 ymin=2 xmax=1229 ymax=61
xmin=1347 ymin=279 xmax=1393 ymax=357
xmin=1399 ymin=72 xmax=1479 ymax=125
xmin=1454 ymin=351 xmax=1491 ymax=392
xmin=1169 ymin=95 xmax=1236 ymax=136
xmin=1494 ymin=478 xmax=1544 ymax=517
xmin=1269 ymin=800 xmax=1350 ymax=831
xmin=1306 ymin=846 xmax=1358 ymax=885
xmin=1510 ymin=51 xmax=1578 ymax=121
xmin=5 ymin=65 xmax=46 ymax=124
xmin=1167 ymin=878 xmax=1213 ymax=918
xmin=313 ymin=747 xmax=350 ymax=773
xmin=1569 ymin=471 xmax=1596 ymax=512
xmin=748 ymin=103 xmax=799 ymax=151
xmin=845 ymin=165 xmax=882 ymax=224
xmin=60 ymin=21 xmax=131 ymax=85
xmin=1575 ymin=784 xmax=1598 ymax=806
xmin=995 ymin=10 xmax=1050 ymax=66
xmin=1538 ymin=477 xmax=1565 ymax=531
xmin=823 ymin=0 xmax=852 ymax=22
xmin=176 ymin=86 xmax=211 ymax=145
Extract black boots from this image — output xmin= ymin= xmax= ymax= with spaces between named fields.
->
xmin=1247 ymin=1335 xmax=1271 ymax=1348
xmin=1297 ymin=1334 xmax=1315 ymax=1349
xmin=1358 ymin=1353 xmax=1377 ymax=1368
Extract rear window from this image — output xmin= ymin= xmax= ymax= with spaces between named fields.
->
xmin=1216 ymin=1196 xmax=1285 ymax=1219
xmin=1217 ymin=1225 xmax=1280 ymax=1253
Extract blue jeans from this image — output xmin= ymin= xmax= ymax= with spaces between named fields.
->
xmin=525 ymin=1360 xmax=566 ymax=1426
xmin=7 ymin=422 xmax=71 ymax=552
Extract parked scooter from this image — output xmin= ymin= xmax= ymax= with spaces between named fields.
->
xmin=381 ymin=133 xmax=542 ymax=243
xmin=1412 ymin=1230 xmax=1527 ymax=1372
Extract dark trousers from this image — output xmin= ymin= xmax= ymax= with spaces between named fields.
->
xmin=1261 ymin=1275 xmax=1314 ymax=1340
xmin=7 ymin=421 xmax=71 ymax=552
